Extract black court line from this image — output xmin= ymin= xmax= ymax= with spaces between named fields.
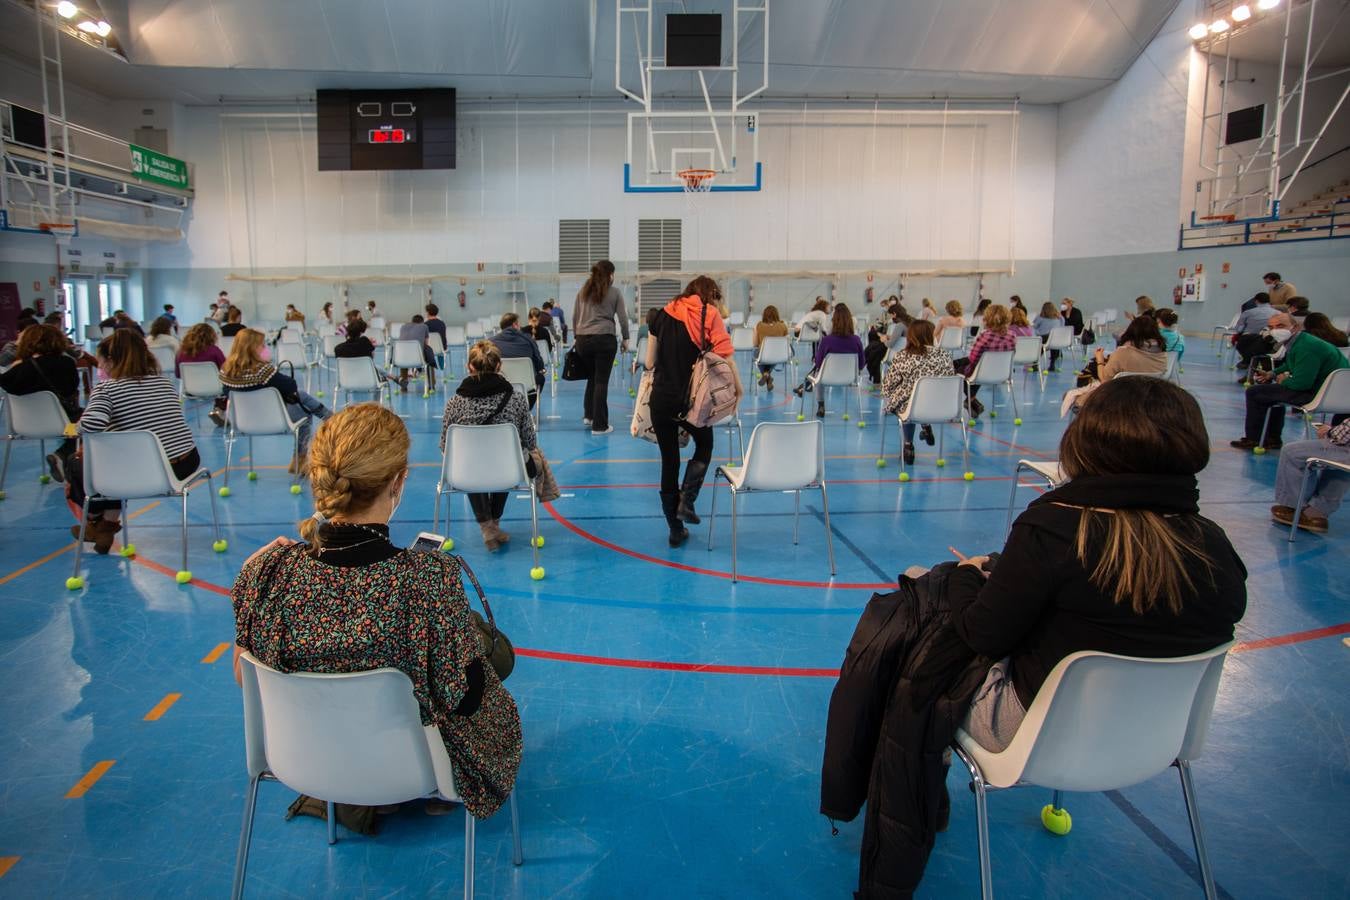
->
xmin=1103 ymin=789 xmax=1236 ymax=900
xmin=806 ymin=505 xmax=892 ymax=583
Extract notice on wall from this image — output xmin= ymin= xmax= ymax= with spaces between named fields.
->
xmin=129 ymin=143 xmax=190 ymax=189
xmin=1182 ymin=274 xmax=1204 ymax=303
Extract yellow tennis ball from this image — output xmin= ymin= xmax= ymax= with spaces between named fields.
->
xmin=875 ymin=458 xmax=886 ymax=468
xmin=530 ymin=566 xmax=545 ymax=580
xmin=964 ymin=472 xmax=975 ymax=481
xmin=898 ymin=472 xmax=910 ymax=482
xmin=120 ymin=545 xmax=136 ymax=558
xmin=936 ymin=458 xmax=947 ymax=468
xmin=213 ymin=539 xmax=229 ymax=553
xmin=1041 ymin=805 xmax=1072 ymax=835
xmin=218 ymin=486 xmax=232 ymax=497
xmin=441 ymin=538 xmax=455 ymax=551
xmin=66 ymin=576 xmax=84 ymax=590
xmin=175 ymin=570 xmax=192 ymax=584
xmin=247 ymin=471 xmax=258 ymax=481
xmin=290 ymin=484 xmax=302 ymax=494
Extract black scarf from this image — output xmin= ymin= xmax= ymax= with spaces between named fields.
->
xmin=455 ymin=372 xmax=512 ymax=398
xmin=1033 ymin=473 xmax=1200 ymax=515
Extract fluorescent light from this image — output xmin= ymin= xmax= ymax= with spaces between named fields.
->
xmin=1189 ymin=22 xmax=1209 ymax=39
xmin=95 ymin=20 xmax=111 ymax=36
xmin=76 ymin=19 xmax=99 ymax=32
xmin=1257 ymin=0 xmax=1280 ymax=9
xmin=56 ymin=1 xmax=78 ymax=18
xmin=1209 ymin=18 xmax=1230 ymax=33
xmin=1232 ymin=4 xmax=1252 ymax=21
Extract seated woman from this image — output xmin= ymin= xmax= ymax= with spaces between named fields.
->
xmin=146 ymin=316 xmax=181 ymax=353
xmin=953 ymin=303 xmax=1015 ymax=418
xmin=231 ymin=403 xmax=521 ymax=821
xmin=525 ymin=306 xmax=554 ymax=356
xmin=439 ymin=341 xmax=538 ymax=551
xmin=880 ymin=320 xmax=955 ymax=464
xmin=753 ymin=305 xmax=789 ymax=390
xmin=334 ymin=318 xmax=376 ymax=358
xmin=219 ymin=328 xmax=331 ymax=471
xmin=0 ymin=323 xmax=81 ymax=482
xmin=1008 ymin=306 xmax=1034 ymax=338
xmin=1031 ymin=301 xmax=1064 ymax=373
xmin=175 ymin=323 xmax=229 ymax=427
xmin=72 ymin=330 xmax=198 ymax=554
xmin=1155 ymin=308 xmax=1186 ymax=361
xmin=1078 ymin=314 xmax=1168 ymax=386
xmin=934 ymin=300 xmax=965 ymax=343
xmin=1302 ymin=312 xmax=1349 ymax=349
xmin=221 ymin=306 xmax=246 ymax=337
xmin=1271 ymin=418 xmax=1350 ymax=534
xmin=794 ymin=303 xmax=865 ymax=418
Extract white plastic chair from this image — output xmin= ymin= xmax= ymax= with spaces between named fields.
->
xmin=879 ymin=375 xmax=971 ymax=474
xmin=753 ymin=335 xmax=793 ymax=396
xmin=69 ymin=430 xmax=224 ymax=587
xmin=1211 ymin=312 xmax=1241 ymax=354
xmin=938 ymin=326 xmax=965 ymax=353
xmin=1258 ymin=368 xmax=1350 ymax=447
xmin=150 ymin=345 xmax=178 ymax=376
xmin=388 ymin=339 xmax=429 ymax=386
xmin=232 ymin=653 xmax=522 ymax=900
xmin=500 ymin=356 xmax=541 ymax=426
xmin=83 ymin=324 xmax=103 ymax=345
xmin=967 ymin=350 xmax=1019 ymax=422
xmin=179 ymin=362 xmax=224 ymax=425
xmin=0 ymin=390 xmax=71 ymax=497
xmin=707 ymin=420 xmax=834 ymax=583
xmin=951 ymin=642 xmax=1234 ymax=900
xmin=369 ymin=316 xmax=387 ymax=344
xmin=803 ymin=352 xmax=861 ymax=420
xmin=335 ymin=356 xmax=389 ymax=408
xmin=222 ymin=388 xmax=305 ymax=493
xmin=1011 ymin=336 xmax=1042 ymax=396
xmin=274 ymin=341 xmax=313 ymax=394
xmin=1003 ymin=459 xmax=1065 ymax=536
xmin=433 ymin=423 xmax=542 ymax=575
xmin=465 ymin=321 xmax=485 ymax=342
xmin=726 ymin=311 xmax=745 ymax=328
xmin=796 ymin=321 xmax=823 ymax=362
xmin=1164 ymin=350 xmax=1181 ymax=383
xmin=219 ymin=335 xmax=235 ymax=358
xmin=628 ymin=335 xmax=649 ymax=395
xmin=731 ymin=328 xmax=756 ymax=387
xmin=1331 ymin=316 xmax=1350 ymax=332
xmin=1288 ymin=455 xmax=1350 ymax=542
xmin=1041 ymin=326 xmax=1075 ymax=388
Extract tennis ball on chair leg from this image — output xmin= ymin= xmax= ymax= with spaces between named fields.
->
xmin=441 ymin=538 xmax=455 ymax=551
xmin=1041 ymin=804 xmax=1072 ymax=835
xmin=218 ymin=486 xmax=231 ymax=497
xmin=876 ymin=458 xmax=886 ymax=468
xmin=175 ymin=570 xmax=192 ymax=584
xmin=796 ymin=413 xmax=805 ymax=421
xmin=213 ymin=539 xmax=228 ymax=553
xmin=290 ymin=483 xmax=303 ymax=494
xmin=935 ymin=458 xmax=946 ymax=468
xmin=247 ymin=471 xmax=258 ymax=481
xmin=1013 ymin=417 xmax=1023 ymax=426
xmin=39 ymin=473 xmax=51 ymax=484
xmin=120 ymin=544 xmax=136 ymax=558
xmin=898 ymin=471 xmax=910 ymax=482
xmin=66 ymin=575 xmax=84 ymax=590
xmin=1253 ymin=446 xmax=1267 ymax=455
xmin=964 ymin=472 xmax=975 ymax=481
xmin=530 ymin=566 xmax=545 ymax=580
xmin=532 ymin=535 xmax=545 ymax=548
xmin=856 ymin=420 xmax=865 ymax=429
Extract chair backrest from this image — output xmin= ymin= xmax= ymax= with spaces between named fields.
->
xmin=1307 ymin=367 xmax=1350 ymax=414
xmin=970 ymin=349 xmax=1015 ymax=384
xmin=3 ymin=390 xmax=71 ymax=438
xmin=428 ymin=331 xmax=447 ymax=355
xmin=817 ymin=351 xmax=859 ymax=386
xmin=279 ymin=329 xmax=303 ymax=346
xmin=84 ymin=430 xmax=177 ymax=499
xmin=239 ymin=653 xmax=456 ymax=805
xmin=1102 ymin=308 xmax=1119 ymax=322
xmin=938 ymin=327 xmax=964 ymax=351
xmin=275 ymin=341 xmax=308 ymax=369
xmin=316 ymin=322 xmax=337 ymax=337
xmin=499 ymin=356 xmax=536 ymax=393
xmin=1045 ymin=325 xmax=1074 ymax=350
xmin=533 ymin=338 xmax=551 ymax=362
xmin=83 ymin=324 xmax=102 ymax=342
xmin=902 ymin=375 xmax=965 ymax=423
xmin=1163 ymin=350 xmax=1179 ymax=380
xmin=799 ymin=321 xmax=822 ymax=342
xmin=756 ymin=335 xmax=793 ymax=366
xmin=731 ymin=327 xmax=756 ymax=352
xmin=465 ymin=322 xmax=485 ymax=341
xmin=227 ymin=388 xmax=293 ymax=435
xmin=726 ymin=311 xmax=745 ymax=327
xmin=1012 ymin=336 xmax=1042 ymax=365
xmin=853 ymin=315 xmax=867 ymax=337
xmin=738 ymin=420 xmax=824 ymax=492
xmin=336 ymin=356 xmax=381 ymax=391
xmin=441 ymin=423 xmax=529 ymax=492
xmin=219 ymin=336 xmax=234 ymax=357
xmin=179 ymin=362 xmax=223 ymax=399
xmin=446 ymin=324 xmax=467 ymax=345
xmin=389 ymin=339 xmax=425 ymax=368
xmin=387 ymin=322 xmax=407 ymax=342
xmin=1328 ymin=315 xmax=1349 ymax=332
xmin=322 ymin=334 xmax=341 ymax=358
xmin=1226 ymin=312 xmax=1241 ymax=329
xmin=369 ymin=316 xmax=387 ymax=332
xmin=1011 ymin=644 xmax=1233 ymax=792
xmin=150 ymin=345 xmax=178 ymax=374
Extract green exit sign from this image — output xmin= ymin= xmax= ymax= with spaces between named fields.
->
xmin=129 ymin=143 xmax=189 ymax=189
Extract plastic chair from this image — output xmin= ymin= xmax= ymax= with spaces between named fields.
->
xmin=731 ymin=328 xmax=756 ymax=387
xmin=465 ymin=321 xmax=485 ymax=342
xmin=369 ymin=317 xmax=387 ymax=343
xmin=433 ymin=423 xmax=543 ymax=576
xmin=938 ymin=327 xmax=965 ymax=352
xmin=966 ymin=350 xmax=1019 ymax=422
xmin=1011 ymin=337 xmax=1042 ymax=396
xmin=83 ymin=324 xmax=103 ymax=345
xmin=222 ymin=388 xmax=305 ymax=494
xmin=878 ymin=375 xmax=971 ymax=475
xmin=1288 ymin=455 xmax=1350 ymax=542
xmin=802 ymin=352 xmax=861 ymax=420
xmin=233 ymin=653 xmax=522 ymax=900
xmin=796 ymin=321 xmax=823 ymax=362
xmin=68 ymin=430 xmax=225 ymax=587
xmin=1040 ymin=326 xmax=1075 ymax=389
xmin=1258 ymin=368 xmax=1350 ymax=448
xmin=0 ymin=390 xmax=71 ymax=497
xmin=707 ymin=420 xmax=834 ymax=583
xmin=148 ymin=345 xmax=177 ymax=377
xmin=951 ymin=642 xmax=1234 ymax=900
xmin=1211 ymin=312 xmax=1241 ymax=354
xmin=335 ymin=356 xmax=389 ymax=408
xmin=1004 ymin=459 xmax=1065 ymax=536
xmin=726 ymin=311 xmax=745 ymax=328
xmin=1164 ymin=350 xmax=1181 ymax=383
xmin=628 ymin=335 xmax=649 ymax=396
xmin=274 ymin=341 xmax=314 ymax=394
xmin=753 ymin=336 xmax=793 ymax=396
xmin=179 ymin=362 xmax=224 ymax=425
xmin=500 ymin=357 xmax=541 ymax=426
xmin=1329 ymin=316 xmax=1349 ymax=332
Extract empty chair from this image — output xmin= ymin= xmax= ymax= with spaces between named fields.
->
xmin=878 ymin=375 xmax=971 ymax=474
xmin=465 ymin=321 xmax=485 ymax=342
xmin=803 ymin=352 xmax=861 ymax=420
xmin=938 ymin=326 xmax=965 ymax=352
xmin=726 ymin=311 xmax=745 ymax=328
xmin=1004 ymin=459 xmax=1066 ymax=536
xmin=1211 ymin=312 xmax=1241 ymax=354
xmin=433 ymin=423 xmax=542 ymax=575
xmin=1011 ymin=336 xmax=1042 ymax=395
xmin=368 ymin=317 xmax=387 ymax=343
xmin=335 ymin=356 xmax=388 ymax=408
xmin=221 ymin=388 xmax=305 ymax=494
xmin=179 ymin=362 xmax=225 ymax=424
xmin=279 ymin=327 xmax=304 ymax=346
xmin=233 ymin=653 xmax=522 ymax=900
xmin=1164 ymin=350 xmax=1181 ymax=383
xmin=68 ymin=430 xmax=225 ymax=588
xmin=967 ymin=350 xmax=1019 ymax=422
xmin=628 ymin=335 xmax=649 ymax=395
xmin=499 ymin=356 xmax=541 ymax=425
xmin=1258 ymin=368 xmax=1350 ymax=447
xmin=753 ymin=335 xmax=793 ymax=396
xmin=83 ymin=324 xmax=103 ymax=345
xmin=707 ymin=420 xmax=834 ymax=583
xmin=951 ymin=643 xmax=1234 ymax=900
xmin=0 ymin=390 xmax=71 ymax=496
xmin=274 ymin=341 xmax=314 ymax=394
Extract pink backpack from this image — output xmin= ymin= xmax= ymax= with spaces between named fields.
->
xmin=683 ymin=302 xmax=739 ymax=427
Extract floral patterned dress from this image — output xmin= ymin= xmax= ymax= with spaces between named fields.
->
xmin=232 ymin=539 xmax=522 ymax=818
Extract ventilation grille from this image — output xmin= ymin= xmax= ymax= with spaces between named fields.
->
xmin=558 ymin=219 xmax=610 ymax=274
xmin=638 ymin=218 xmax=682 ymax=272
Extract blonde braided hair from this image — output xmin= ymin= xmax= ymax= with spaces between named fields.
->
xmin=298 ymin=403 xmax=410 ymax=549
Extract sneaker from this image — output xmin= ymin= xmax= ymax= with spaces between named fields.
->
xmin=591 ymin=425 xmax=614 ymax=435
xmin=46 ymin=452 xmax=65 ymax=483
xmin=583 ymin=417 xmax=593 ymax=426
xmin=792 ymin=385 xmax=805 ymax=398
xmin=766 ymin=375 xmax=774 ymax=392
xmin=209 ymin=409 xmax=227 ymax=428
xmin=1230 ymin=437 xmax=1258 ymax=449
xmin=920 ymin=425 xmax=935 ymax=446
xmin=969 ymin=398 xmax=985 ymax=418
xmin=816 ymin=403 xmax=825 ymax=418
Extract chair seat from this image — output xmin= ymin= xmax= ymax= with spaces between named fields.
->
xmin=1021 ymin=461 xmax=1064 ymax=484
xmin=953 ymin=727 xmax=1027 ymax=789
xmin=717 ymin=463 xmax=746 ymax=491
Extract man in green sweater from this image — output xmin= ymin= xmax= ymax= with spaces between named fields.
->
xmin=1232 ymin=312 xmax=1349 ymax=451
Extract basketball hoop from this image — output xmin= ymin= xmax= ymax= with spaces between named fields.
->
xmin=40 ymin=222 xmax=76 ymax=245
xmin=678 ymin=169 xmax=717 ymax=194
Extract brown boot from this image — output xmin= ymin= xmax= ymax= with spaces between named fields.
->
xmin=487 ymin=519 xmax=511 ymax=545
xmin=92 ymin=518 xmax=121 ymax=555
xmin=479 ymin=521 xmax=501 ymax=551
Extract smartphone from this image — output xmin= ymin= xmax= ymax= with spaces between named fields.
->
xmin=410 ymin=531 xmax=449 ymax=553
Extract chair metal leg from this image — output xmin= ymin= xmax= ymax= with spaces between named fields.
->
xmin=879 ymin=413 xmax=889 ymax=459
xmin=292 ymin=433 xmax=302 ymax=488
xmin=1176 ymin=760 xmax=1219 ymax=900
xmin=0 ymin=437 xmax=12 ymax=493
xmin=509 ymin=790 xmax=523 ymax=866
xmin=792 ymin=490 xmax=801 ymax=544
xmin=1050 ymin=789 xmax=1063 ymax=811
xmin=819 ymin=481 xmax=836 ymax=576
xmin=1005 ymin=462 xmax=1025 ymax=538
xmin=1288 ymin=464 xmax=1320 ymax=543
xmin=432 ymin=488 xmax=442 ymax=534
xmin=121 ymin=500 xmax=129 ymax=550
xmin=960 ymin=416 xmax=971 ymax=473
xmin=181 ymin=490 xmax=191 ymax=573
xmin=707 ymin=471 xmax=720 ymax=550
xmin=206 ymin=473 xmax=222 ymax=539
xmin=968 ymin=762 xmax=994 ymax=900
xmin=231 ymin=774 xmax=262 ymax=900
xmin=529 ymin=486 xmax=540 ymax=571
xmin=463 ymin=807 xmax=476 ymax=900
xmin=71 ymin=497 xmax=92 ymax=581
xmin=247 ymin=437 xmax=255 ymax=479
xmin=326 ymin=800 xmax=337 ymax=845
xmin=1008 ymin=380 xmax=1019 ymax=419
xmin=729 ymin=490 xmax=739 ymax=583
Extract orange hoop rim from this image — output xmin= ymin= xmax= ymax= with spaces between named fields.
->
xmin=677 ymin=168 xmax=717 ymax=192
xmin=39 ymin=222 xmax=76 ymax=232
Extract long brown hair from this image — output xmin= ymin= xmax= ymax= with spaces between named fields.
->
xmin=222 ymin=329 xmax=267 ymax=378
xmin=150 ymin=316 xmax=175 ymax=339
xmin=761 ymin=305 xmax=781 ymax=325
xmin=904 ymin=319 xmax=935 ymax=355
xmin=97 ymin=329 xmax=159 ymax=379
xmin=179 ymin=323 xmax=218 ymax=358
xmin=582 ymin=260 xmax=616 ymax=304
xmin=1059 ymin=377 xmax=1214 ymax=615
xmin=830 ymin=303 xmax=854 ymax=337
xmin=681 ymin=275 xmax=722 ymax=307
xmin=300 ymin=404 xmax=410 ymax=551
xmin=16 ymin=323 xmax=67 ymax=358
xmin=1303 ymin=312 xmax=1348 ymax=346
xmin=1118 ymin=315 xmax=1163 ymax=350
xmin=981 ymin=304 xmax=1010 ymax=333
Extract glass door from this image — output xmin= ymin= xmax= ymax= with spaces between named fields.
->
xmin=64 ymin=278 xmax=93 ymax=339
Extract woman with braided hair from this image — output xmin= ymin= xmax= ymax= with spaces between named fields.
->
xmin=230 ymin=403 xmax=522 ymax=820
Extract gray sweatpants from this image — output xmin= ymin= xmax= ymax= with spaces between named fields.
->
xmin=1273 ymin=438 xmax=1350 ymax=518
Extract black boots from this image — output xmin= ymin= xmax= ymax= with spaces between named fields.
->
xmin=676 ymin=460 xmax=709 ymax=524
xmin=661 ymin=491 xmax=689 ymax=547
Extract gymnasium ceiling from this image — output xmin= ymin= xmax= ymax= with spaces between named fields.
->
xmin=2 ymin=0 xmax=1200 ymax=106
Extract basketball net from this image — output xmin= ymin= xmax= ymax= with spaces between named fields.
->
xmin=678 ymin=168 xmax=716 ymax=216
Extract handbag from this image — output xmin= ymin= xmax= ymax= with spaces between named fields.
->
xmin=455 ymin=555 xmax=515 ymax=681
xmin=561 ymin=346 xmax=586 ymax=381
xmin=682 ymin=301 xmax=740 ymax=428
xmin=630 ymin=369 xmax=689 ymax=447
xmin=1081 ymin=326 xmax=1096 ymax=346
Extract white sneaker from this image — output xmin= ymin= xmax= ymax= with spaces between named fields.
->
xmin=583 ymin=417 xmax=592 ymax=425
xmin=591 ymin=426 xmax=614 ymax=435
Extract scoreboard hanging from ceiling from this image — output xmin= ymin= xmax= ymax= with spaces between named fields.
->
xmin=316 ymin=89 xmax=456 ymax=171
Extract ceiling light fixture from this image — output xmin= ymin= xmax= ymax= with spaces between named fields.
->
xmin=55 ymin=1 xmax=78 ymax=18
xmin=1231 ymin=4 xmax=1252 ymax=21
xmin=1257 ymin=0 xmax=1280 ymax=9
xmin=95 ymin=20 xmax=111 ymax=36
xmin=76 ymin=19 xmax=99 ymax=32
xmin=1189 ymin=22 xmax=1210 ymax=39
xmin=1209 ymin=18 xmax=1231 ymax=33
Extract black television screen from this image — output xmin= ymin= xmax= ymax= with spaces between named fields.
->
xmin=316 ymin=89 xmax=455 ymax=171
xmin=1225 ymin=104 xmax=1264 ymax=146
xmin=666 ymin=14 xmax=721 ymax=67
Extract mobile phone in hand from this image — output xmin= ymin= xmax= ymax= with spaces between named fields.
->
xmin=410 ymin=531 xmax=450 ymax=553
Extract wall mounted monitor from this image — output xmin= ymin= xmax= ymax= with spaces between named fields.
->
xmin=316 ymin=89 xmax=455 ymax=171
xmin=1224 ymin=104 xmax=1265 ymax=146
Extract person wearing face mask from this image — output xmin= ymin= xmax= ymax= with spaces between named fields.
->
xmin=220 ymin=328 xmax=332 ymax=472
xmin=231 ymin=403 xmax=522 ymax=823
xmin=1263 ymin=272 xmax=1297 ymax=309
xmin=1232 ymin=313 xmax=1349 ymax=452
xmin=1233 ymin=292 xmax=1279 ymax=371
xmin=1059 ymin=298 xmax=1085 ymax=336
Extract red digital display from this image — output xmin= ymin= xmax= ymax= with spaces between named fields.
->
xmin=368 ymin=128 xmax=406 ymax=144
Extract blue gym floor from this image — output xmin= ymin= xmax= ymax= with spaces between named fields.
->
xmin=1 ymin=342 xmax=1346 ymax=898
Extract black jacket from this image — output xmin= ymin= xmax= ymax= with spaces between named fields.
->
xmin=821 ymin=564 xmax=991 ymax=899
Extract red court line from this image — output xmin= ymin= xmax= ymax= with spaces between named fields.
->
xmin=967 ymin=427 xmax=1052 ymax=458
xmin=1232 ymin=622 xmax=1350 ymax=653
xmin=516 ymin=647 xmax=838 ymax=677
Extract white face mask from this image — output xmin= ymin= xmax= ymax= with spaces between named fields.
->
xmin=1269 ymin=328 xmax=1293 ymax=344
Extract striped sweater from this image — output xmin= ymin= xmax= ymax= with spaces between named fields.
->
xmin=80 ymin=376 xmax=196 ymax=460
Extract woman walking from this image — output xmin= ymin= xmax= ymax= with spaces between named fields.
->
xmin=571 ymin=260 xmax=630 ymax=434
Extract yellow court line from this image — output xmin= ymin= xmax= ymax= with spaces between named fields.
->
xmin=0 ymin=857 xmax=18 ymax=879
xmin=0 ymin=545 xmax=74 ymax=587
xmin=143 ymin=693 xmax=182 ymax=722
xmin=201 ymin=642 xmax=230 ymax=664
xmin=65 ymin=760 xmax=116 ymax=799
